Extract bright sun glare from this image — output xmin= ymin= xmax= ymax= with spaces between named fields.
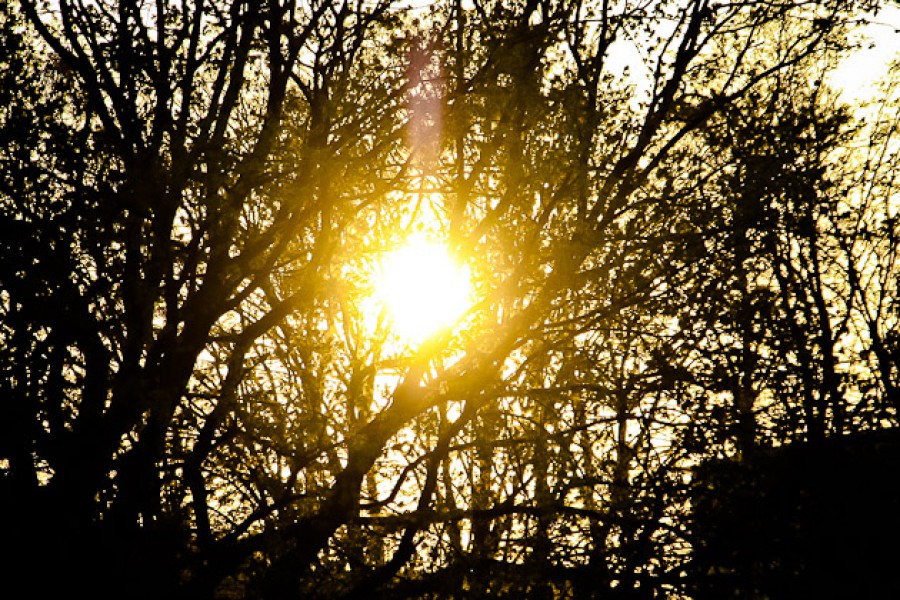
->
xmin=375 ymin=237 xmax=472 ymax=344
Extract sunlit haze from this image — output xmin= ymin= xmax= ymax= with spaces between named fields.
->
xmin=374 ymin=237 xmax=472 ymax=344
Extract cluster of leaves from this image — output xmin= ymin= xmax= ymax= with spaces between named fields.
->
xmin=1 ymin=0 xmax=897 ymax=598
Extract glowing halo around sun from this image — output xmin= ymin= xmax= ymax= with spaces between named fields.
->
xmin=374 ymin=237 xmax=473 ymax=344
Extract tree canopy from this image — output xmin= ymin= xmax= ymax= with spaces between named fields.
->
xmin=1 ymin=0 xmax=898 ymax=598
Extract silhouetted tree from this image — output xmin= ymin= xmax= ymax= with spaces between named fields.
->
xmin=1 ymin=0 xmax=893 ymax=598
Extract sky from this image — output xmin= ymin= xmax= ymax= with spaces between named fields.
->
xmin=829 ymin=4 xmax=900 ymax=102
xmin=596 ymin=3 xmax=900 ymax=108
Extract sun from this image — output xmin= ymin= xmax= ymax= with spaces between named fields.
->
xmin=374 ymin=237 xmax=472 ymax=344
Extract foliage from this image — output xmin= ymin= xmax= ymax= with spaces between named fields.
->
xmin=1 ymin=0 xmax=897 ymax=598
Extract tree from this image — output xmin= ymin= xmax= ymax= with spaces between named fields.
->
xmin=679 ymin=32 xmax=900 ymax=600
xmin=0 ymin=0 xmax=892 ymax=598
